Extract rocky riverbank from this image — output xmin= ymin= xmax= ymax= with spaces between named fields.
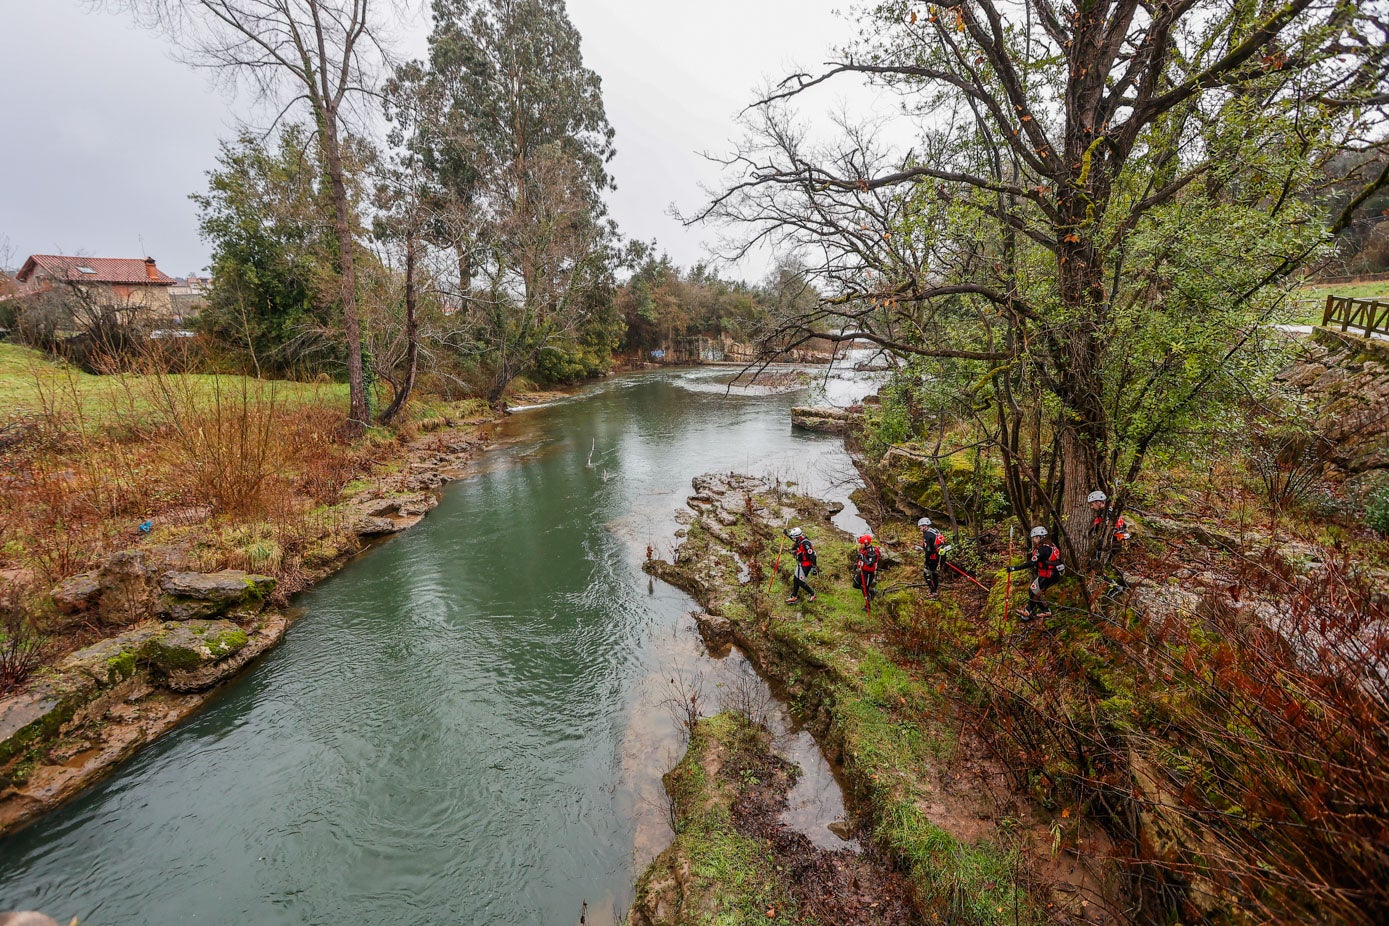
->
xmin=0 ymin=413 xmax=496 ymax=837
xmin=631 ymin=711 xmax=917 ymax=926
xmin=642 ymin=473 xmax=1116 ymax=925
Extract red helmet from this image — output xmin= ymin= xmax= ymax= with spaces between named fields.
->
xmin=857 ymin=533 xmax=873 ymax=545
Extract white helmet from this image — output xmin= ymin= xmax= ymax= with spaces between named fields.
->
xmin=1030 ymin=526 xmax=1048 ymax=539
xmin=917 ymin=517 xmax=932 ymax=528
xmin=787 ymin=527 xmax=804 ymax=538
xmin=1087 ymin=490 xmax=1107 ymax=504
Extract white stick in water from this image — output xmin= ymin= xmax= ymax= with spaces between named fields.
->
xmin=586 ymin=437 xmax=595 ymax=468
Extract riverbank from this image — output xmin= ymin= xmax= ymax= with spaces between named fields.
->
xmin=643 ymin=473 xmax=1115 ymax=925
xmin=631 ymin=710 xmax=916 ymax=926
xmin=0 ymin=353 xmax=503 ymax=836
xmin=637 ymin=323 xmax=1389 ymax=924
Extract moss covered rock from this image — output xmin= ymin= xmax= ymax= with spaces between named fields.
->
xmin=139 ymin=620 xmax=250 ymax=674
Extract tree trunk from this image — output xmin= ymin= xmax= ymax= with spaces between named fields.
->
xmin=1052 ymin=209 xmax=1111 ymax=568
xmin=379 ymin=233 xmax=419 ymax=425
xmin=321 ymin=116 xmax=369 ymax=432
xmin=1058 ymin=423 xmax=1101 ymax=567
xmin=455 ymin=242 xmax=472 ymax=293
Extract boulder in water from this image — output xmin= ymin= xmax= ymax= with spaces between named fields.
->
xmin=692 ymin=612 xmax=734 ymax=652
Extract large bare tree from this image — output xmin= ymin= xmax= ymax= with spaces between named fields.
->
xmin=704 ymin=0 xmax=1389 ymax=565
xmin=104 ymin=0 xmax=396 ymax=431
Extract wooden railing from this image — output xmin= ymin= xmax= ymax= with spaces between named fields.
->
xmin=1322 ymin=295 xmax=1389 ymax=338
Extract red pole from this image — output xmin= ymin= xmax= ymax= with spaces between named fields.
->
xmin=946 ymin=561 xmax=988 ymax=590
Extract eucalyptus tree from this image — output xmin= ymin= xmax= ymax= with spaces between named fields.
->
xmin=705 ymin=0 xmax=1389 ymax=563
xmin=390 ymin=0 xmax=620 ymax=404
xmin=103 ymin=0 xmax=399 ymax=431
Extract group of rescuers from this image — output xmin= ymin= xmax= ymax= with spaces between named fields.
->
xmin=781 ymin=490 xmax=1130 ymax=620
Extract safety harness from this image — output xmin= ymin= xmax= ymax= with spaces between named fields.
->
xmin=1031 ymin=542 xmax=1063 ymax=579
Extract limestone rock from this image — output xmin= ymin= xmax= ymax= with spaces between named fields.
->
xmin=139 ymin=620 xmax=249 ymax=674
xmin=791 ymin=405 xmax=855 ymax=434
xmin=360 ymin=492 xmax=437 ymax=518
xmin=0 ymin=912 xmax=64 ymax=926
xmin=95 ymin=550 xmax=155 ymax=625
xmin=164 ymin=613 xmax=288 ymax=692
xmin=353 ymin=515 xmax=402 ymax=537
xmin=60 ymin=632 xmax=157 ymax=687
xmin=692 ymin=612 xmax=734 ymax=651
xmin=50 ymin=572 xmax=100 ymax=614
xmin=158 ymin=570 xmax=276 ymax=620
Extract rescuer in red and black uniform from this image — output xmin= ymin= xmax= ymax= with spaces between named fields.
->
xmin=784 ymin=526 xmax=818 ymax=604
xmin=917 ymin=517 xmax=950 ymax=594
xmin=1007 ymin=526 xmax=1064 ymax=620
xmin=1087 ymin=489 xmax=1131 ymax=598
xmin=853 ymin=533 xmax=880 ymax=611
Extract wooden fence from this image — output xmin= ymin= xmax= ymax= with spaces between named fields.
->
xmin=1322 ymin=295 xmax=1389 ymax=338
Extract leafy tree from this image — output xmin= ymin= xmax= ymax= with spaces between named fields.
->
xmin=193 ymin=127 xmax=340 ymax=376
xmin=705 ymin=0 xmax=1389 ymax=564
xmin=390 ymin=0 xmax=621 ymax=403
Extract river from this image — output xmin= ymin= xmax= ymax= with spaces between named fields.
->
xmin=0 ymin=364 xmax=876 ymax=925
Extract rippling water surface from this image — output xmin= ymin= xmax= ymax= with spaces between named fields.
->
xmin=0 ymin=364 xmax=876 ymax=925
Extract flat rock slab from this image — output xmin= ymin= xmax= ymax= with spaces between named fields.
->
xmin=140 ymin=620 xmax=249 ymax=674
xmin=353 ymin=515 xmax=403 ymax=537
xmin=158 ymin=570 xmax=276 ymax=620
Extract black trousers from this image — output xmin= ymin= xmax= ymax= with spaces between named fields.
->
xmin=791 ymin=564 xmax=815 ymax=597
xmin=1028 ymin=574 xmax=1061 ymax=615
xmin=924 ymin=560 xmax=941 ymax=593
xmin=855 ymin=569 xmax=877 ymax=603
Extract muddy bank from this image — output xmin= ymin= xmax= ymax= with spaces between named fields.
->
xmin=0 ymin=415 xmax=496 ymax=837
xmin=631 ymin=710 xmax=916 ymax=926
xmin=643 ymin=473 xmax=1117 ymax=925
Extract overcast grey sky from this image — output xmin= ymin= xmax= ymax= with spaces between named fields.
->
xmin=0 ymin=2 xmax=854 ymax=280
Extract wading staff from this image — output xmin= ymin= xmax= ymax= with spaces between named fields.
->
xmin=945 ymin=560 xmax=989 ymax=591
xmin=767 ymin=515 xmax=791 ymax=592
xmin=856 ymin=566 xmax=872 ymax=616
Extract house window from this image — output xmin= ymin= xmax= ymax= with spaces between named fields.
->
xmin=76 ymin=267 xmax=96 ymax=274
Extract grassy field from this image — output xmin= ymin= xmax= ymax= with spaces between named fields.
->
xmin=0 ymin=342 xmax=349 ymax=425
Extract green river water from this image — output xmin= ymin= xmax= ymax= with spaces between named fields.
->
xmin=0 ymin=365 xmax=874 ymax=925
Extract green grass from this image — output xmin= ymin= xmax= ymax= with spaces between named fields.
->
xmin=0 ymin=342 xmax=348 ymax=425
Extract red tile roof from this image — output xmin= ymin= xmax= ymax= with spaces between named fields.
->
xmin=17 ymin=254 xmax=177 ymax=286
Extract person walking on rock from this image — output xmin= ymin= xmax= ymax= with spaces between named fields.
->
xmin=784 ymin=527 xmax=818 ymax=604
xmin=918 ymin=517 xmax=950 ymax=594
xmin=1007 ymin=526 xmax=1064 ymax=621
xmin=853 ymin=533 xmax=881 ymax=611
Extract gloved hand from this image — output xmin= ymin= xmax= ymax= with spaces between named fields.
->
xmin=810 ymin=567 xmax=820 ymax=576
